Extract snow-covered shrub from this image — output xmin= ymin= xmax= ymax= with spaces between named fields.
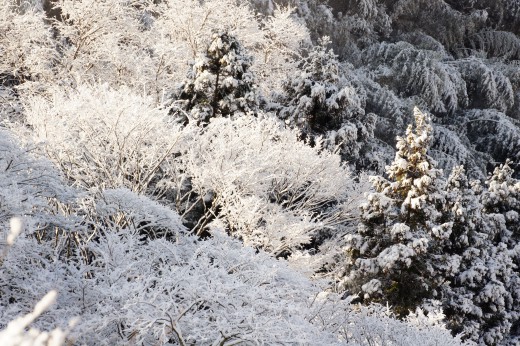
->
xmin=17 ymin=83 xmax=182 ymax=196
xmin=0 ymin=290 xmax=71 ymax=346
xmin=0 ymin=128 xmax=74 ymax=237
xmin=91 ymin=187 xmax=186 ymax=239
xmin=178 ymin=115 xmax=367 ymax=266
xmin=0 ymin=210 xmax=331 ymax=344
xmin=0 ymin=204 xmax=471 ymax=346
xmin=0 ymin=1 xmax=56 ymax=86
xmin=13 ymin=80 xmax=367 ymax=267
xmin=52 ymin=0 xmax=155 ymax=89
xmin=310 ymin=292 xmax=473 ymax=346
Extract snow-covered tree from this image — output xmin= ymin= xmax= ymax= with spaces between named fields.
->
xmin=444 ymin=240 xmax=519 ymax=345
xmin=481 ymin=159 xmax=520 ymax=245
xmin=463 ymin=110 xmax=520 ymax=171
xmin=455 ymin=58 xmax=514 ymax=113
xmin=174 ymin=32 xmax=258 ymax=125
xmin=388 ymin=0 xmax=483 ymax=52
xmin=274 ymin=37 xmax=374 ymax=161
xmin=254 ymin=5 xmax=310 ymax=95
xmin=438 ymin=166 xmax=519 ymax=345
xmin=446 ymin=0 xmax=520 ymax=36
xmin=327 ymin=0 xmax=392 ymax=59
xmin=343 ymin=107 xmax=454 ymax=315
xmin=149 ymin=0 xmax=310 ymax=101
xmin=362 ymin=41 xmax=468 ymax=115
xmin=430 ymin=125 xmax=484 ymax=180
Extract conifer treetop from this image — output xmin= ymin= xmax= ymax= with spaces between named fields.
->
xmin=378 ymin=107 xmax=442 ymax=215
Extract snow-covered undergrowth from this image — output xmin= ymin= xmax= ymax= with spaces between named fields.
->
xmin=0 ymin=86 xmax=469 ymax=345
xmin=13 ymin=82 xmax=367 ymax=271
xmin=1 ymin=225 xmax=469 ymax=345
xmin=0 ymin=202 xmax=468 ymax=346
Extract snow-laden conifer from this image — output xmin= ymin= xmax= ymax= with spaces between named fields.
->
xmin=175 ymin=32 xmax=258 ymax=125
xmin=439 ymin=166 xmax=519 ymax=345
xmin=274 ymin=37 xmax=374 ymax=161
xmin=343 ymin=107 xmax=454 ymax=315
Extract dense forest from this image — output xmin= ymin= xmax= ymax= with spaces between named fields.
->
xmin=2 ymin=0 xmax=520 ymax=345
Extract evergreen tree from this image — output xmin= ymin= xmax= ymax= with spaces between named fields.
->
xmin=175 ymin=32 xmax=258 ymax=125
xmin=274 ymin=37 xmax=374 ymax=161
xmin=343 ymin=107 xmax=453 ymax=315
xmin=482 ymin=159 xmax=520 ymax=245
xmin=440 ymin=166 xmax=518 ymax=345
xmin=478 ymin=160 xmax=520 ymax=344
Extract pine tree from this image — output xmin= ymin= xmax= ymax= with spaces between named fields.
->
xmin=343 ymin=107 xmax=453 ymax=315
xmin=479 ymin=160 xmax=520 ymax=344
xmin=175 ymin=32 xmax=258 ymax=125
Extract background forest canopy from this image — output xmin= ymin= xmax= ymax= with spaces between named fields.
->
xmin=3 ymin=0 xmax=520 ymax=345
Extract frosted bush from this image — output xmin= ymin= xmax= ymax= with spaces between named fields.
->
xmin=0 ymin=291 xmax=71 ymax=346
xmin=52 ymin=0 xmax=155 ymax=89
xmin=18 ymin=83 xmax=183 ymax=196
xmin=0 ymin=211 xmax=470 ymax=345
xmin=178 ymin=115 xmax=368 ymax=264
xmin=0 ymin=1 xmax=56 ymax=86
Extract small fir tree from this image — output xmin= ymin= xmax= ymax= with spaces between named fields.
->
xmin=478 ymin=160 xmax=520 ymax=344
xmin=175 ymin=32 xmax=258 ymax=125
xmin=441 ymin=166 xmax=486 ymax=255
